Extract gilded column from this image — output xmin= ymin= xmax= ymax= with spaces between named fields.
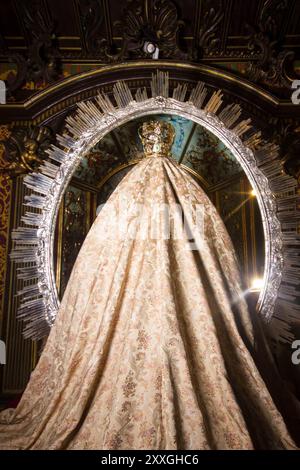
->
xmin=0 ymin=126 xmax=12 ymax=334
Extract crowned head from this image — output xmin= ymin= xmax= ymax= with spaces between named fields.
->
xmin=139 ymin=120 xmax=175 ymax=158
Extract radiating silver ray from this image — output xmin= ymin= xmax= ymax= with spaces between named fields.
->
xmin=151 ymin=70 xmax=169 ymax=98
xmin=16 ymin=284 xmax=41 ymax=297
xmin=113 ymin=81 xmax=134 ymax=108
xmin=10 ymin=251 xmax=38 ymax=263
xmin=255 ymin=143 xmax=279 ymax=164
xmin=232 ymin=118 xmax=252 ymax=137
xmin=39 ymin=161 xmax=59 ymax=178
xmin=24 ymin=194 xmax=45 ymax=209
xmin=188 ymin=82 xmax=207 ymax=109
xmin=172 ymin=83 xmax=188 ymax=102
xmin=243 ymin=132 xmax=262 ymax=150
xmin=218 ymin=104 xmax=242 ymax=128
xmin=17 ymin=266 xmax=39 ymax=281
xmin=77 ymin=101 xmax=103 ymax=124
xmin=135 ymin=87 xmax=148 ymax=102
xmin=204 ymin=90 xmax=223 ymax=114
xmin=46 ymin=145 xmax=69 ymax=163
xmin=12 ymin=228 xmax=39 ymax=238
xmin=56 ymin=133 xmax=76 ymax=148
xmin=23 ymin=173 xmax=53 ymax=195
xmin=21 ymin=212 xmax=43 ymax=226
xmin=96 ymin=93 xmax=115 ymax=113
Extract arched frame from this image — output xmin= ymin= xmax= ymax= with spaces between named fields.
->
xmin=11 ymin=71 xmax=298 ymax=341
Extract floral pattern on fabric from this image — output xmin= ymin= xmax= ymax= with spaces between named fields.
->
xmin=0 ymin=157 xmax=297 ymax=450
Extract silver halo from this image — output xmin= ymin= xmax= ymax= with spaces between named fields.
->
xmin=12 ymin=73 xmax=297 ymax=341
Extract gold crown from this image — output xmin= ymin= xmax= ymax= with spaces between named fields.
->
xmin=138 ymin=120 xmax=175 ymax=158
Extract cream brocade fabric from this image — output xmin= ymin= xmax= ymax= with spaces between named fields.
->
xmin=0 ymin=156 xmax=298 ymax=450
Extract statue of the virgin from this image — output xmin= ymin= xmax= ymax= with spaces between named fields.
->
xmin=0 ymin=120 xmax=299 ymax=449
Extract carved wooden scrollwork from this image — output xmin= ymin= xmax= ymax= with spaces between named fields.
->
xmin=0 ymin=0 xmax=61 ymax=95
xmin=0 ymin=0 xmax=298 ymax=99
xmin=191 ymin=0 xmax=224 ymax=60
xmin=246 ymin=0 xmax=295 ymax=90
xmin=108 ymin=0 xmax=187 ymax=61
xmin=76 ymin=0 xmax=109 ymax=58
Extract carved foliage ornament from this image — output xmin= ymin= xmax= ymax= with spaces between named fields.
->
xmin=192 ymin=0 xmax=224 ymax=60
xmin=77 ymin=0 xmax=225 ymax=61
xmin=108 ymin=0 xmax=186 ymax=61
xmin=1 ymin=0 xmax=61 ymax=94
xmin=1 ymin=0 xmax=296 ymax=98
xmin=76 ymin=0 xmax=108 ymax=57
xmin=246 ymin=0 xmax=295 ymax=89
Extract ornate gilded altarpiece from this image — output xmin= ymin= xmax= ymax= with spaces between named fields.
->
xmin=0 ymin=0 xmax=299 ymax=399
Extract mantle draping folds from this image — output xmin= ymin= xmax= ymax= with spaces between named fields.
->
xmin=0 ymin=156 xmax=299 ymax=449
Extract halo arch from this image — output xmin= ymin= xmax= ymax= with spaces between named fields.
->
xmin=11 ymin=71 xmax=297 ymax=341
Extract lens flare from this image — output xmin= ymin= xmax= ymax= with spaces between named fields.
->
xmin=250 ymin=277 xmax=264 ymax=291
